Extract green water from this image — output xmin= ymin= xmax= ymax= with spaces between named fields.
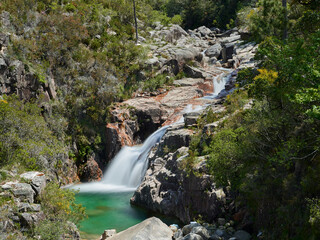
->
xmin=76 ymin=191 xmax=180 ymax=240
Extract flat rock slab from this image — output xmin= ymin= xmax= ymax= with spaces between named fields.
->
xmin=108 ymin=217 xmax=173 ymax=240
xmin=160 ymin=86 xmax=204 ymax=108
xmin=173 ymin=78 xmax=204 ymax=87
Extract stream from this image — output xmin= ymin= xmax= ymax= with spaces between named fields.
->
xmin=73 ymin=69 xmax=232 ymax=239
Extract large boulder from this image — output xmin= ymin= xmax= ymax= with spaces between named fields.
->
xmin=153 ymin=25 xmax=188 ymax=43
xmin=222 ymin=43 xmax=235 ymax=63
xmin=159 ymin=124 xmax=193 ymax=152
xmin=190 ymin=226 xmax=210 ymax=240
xmin=195 ymin=26 xmax=212 ymax=37
xmin=20 ymin=172 xmax=46 ymax=196
xmin=108 ymin=217 xmax=173 ymax=240
xmin=233 ymin=230 xmax=251 ymax=240
xmin=131 ymin=143 xmax=225 ymax=224
xmin=205 ymin=44 xmax=222 ymax=58
xmin=160 ymin=86 xmax=204 ymax=109
xmin=78 ymin=157 xmax=103 ymax=182
xmin=183 ymin=65 xmax=207 ymax=79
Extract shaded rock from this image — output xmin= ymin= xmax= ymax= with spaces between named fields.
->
xmin=10 ymin=183 xmax=35 ymax=203
xmin=108 ymin=217 xmax=173 ymax=240
xmin=78 ymin=156 xmax=103 ymax=182
xmin=132 ymin=143 xmax=225 ymax=224
xmin=145 ymin=57 xmax=161 ymax=70
xmin=183 ymin=233 xmax=203 ymax=240
xmin=162 ymin=59 xmax=180 ymax=75
xmin=65 ymin=221 xmax=81 ymax=240
xmin=217 ymin=218 xmax=226 ymax=226
xmin=106 ymin=123 xmax=123 ymax=161
xmin=174 ymin=229 xmax=183 ymax=239
xmin=222 ymin=43 xmax=234 ymax=63
xmin=17 ymin=202 xmax=32 ymax=213
xmin=191 ymin=226 xmax=210 ymax=240
xmin=203 ymin=122 xmax=219 ymax=134
xmin=0 ymin=32 xmax=9 ymax=50
xmin=195 ymin=26 xmax=212 ymax=37
xmin=184 ymin=112 xmax=201 ymax=127
xmin=182 ymin=222 xmax=202 ymax=235
xmin=183 ymin=65 xmax=206 ymax=79
xmin=20 ymin=212 xmax=45 ymax=228
xmin=233 ymin=230 xmax=251 ymax=240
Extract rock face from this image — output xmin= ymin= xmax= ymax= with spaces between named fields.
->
xmin=78 ymin=156 xmax=103 ymax=182
xmin=131 ymin=124 xmax=226 ymax=224
xmin=108 ymin=217 xmax=173 ymax=240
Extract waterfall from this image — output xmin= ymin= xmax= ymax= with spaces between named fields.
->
xmin=101 ymin=125 xmax=169 ymax=188
xmin=72 ymin=69 xmax=232 ymax=193
xmin=72 ymin=125 xmax=169 ymax=193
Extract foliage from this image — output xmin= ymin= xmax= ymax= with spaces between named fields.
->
xmin=0 ymin=96 xmax=65 ymax=171
xmin=145 ymin=0 xmax=251 ymax=29
xmin=142 ymin=74 xmax=173 ymax=92
xmin=34 ymin=182 xmax=87 ymax=240
xmin=198 ymin=29 xmax=320 ymax=238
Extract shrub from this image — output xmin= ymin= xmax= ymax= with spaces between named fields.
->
xmin=171 ymin=14 xmax=183 ymax=25
xmin=0 ymin=96 xmax=65 ymax=171
xmin=34 ymin=182 xmax=87 ymax=240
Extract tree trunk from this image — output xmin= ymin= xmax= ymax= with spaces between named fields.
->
xmin=282 ymin=0 xmax=288 ymax=41
xmin=133 ymin=0 xmax=138 ymax=44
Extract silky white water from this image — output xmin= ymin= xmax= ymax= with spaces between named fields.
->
xmin=72 ymin=69 xmax=232 ymax=193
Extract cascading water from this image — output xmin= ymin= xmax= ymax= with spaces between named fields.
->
xmin=102 ymin=125 xmax=169 ymax=188
xmin=72 ymin=69 xmax=232 ymax=193
xmin=72 ymin=125 xmax=169 ymax=192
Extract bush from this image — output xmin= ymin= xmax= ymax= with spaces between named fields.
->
xmin=171 ymin=14 xmax=183 ymax=25
xmin=0 ymin=96 xmax=65 ymax=171
xmin=34 ymin=182 xmax=87 ymax=240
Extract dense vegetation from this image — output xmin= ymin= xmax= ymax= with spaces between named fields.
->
xmin=186 ymin=0 xmax=320 ymax=238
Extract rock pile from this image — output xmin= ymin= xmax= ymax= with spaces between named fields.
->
xmin=173 ymin=220 xmax=252 ymax=240
xmin=0 ymin=171 xmax=80 ymax=239
xmin=99 ymin=217 xmax=252 ymax=240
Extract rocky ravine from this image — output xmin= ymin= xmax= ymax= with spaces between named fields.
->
xmin=127 ymin=26 xmax=258 ymax=228
xmin=105 ymin=24 xmax=257 ymax=166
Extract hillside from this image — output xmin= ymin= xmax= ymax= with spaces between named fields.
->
xmin=0 ymin=0 xmax=320 ymax=239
